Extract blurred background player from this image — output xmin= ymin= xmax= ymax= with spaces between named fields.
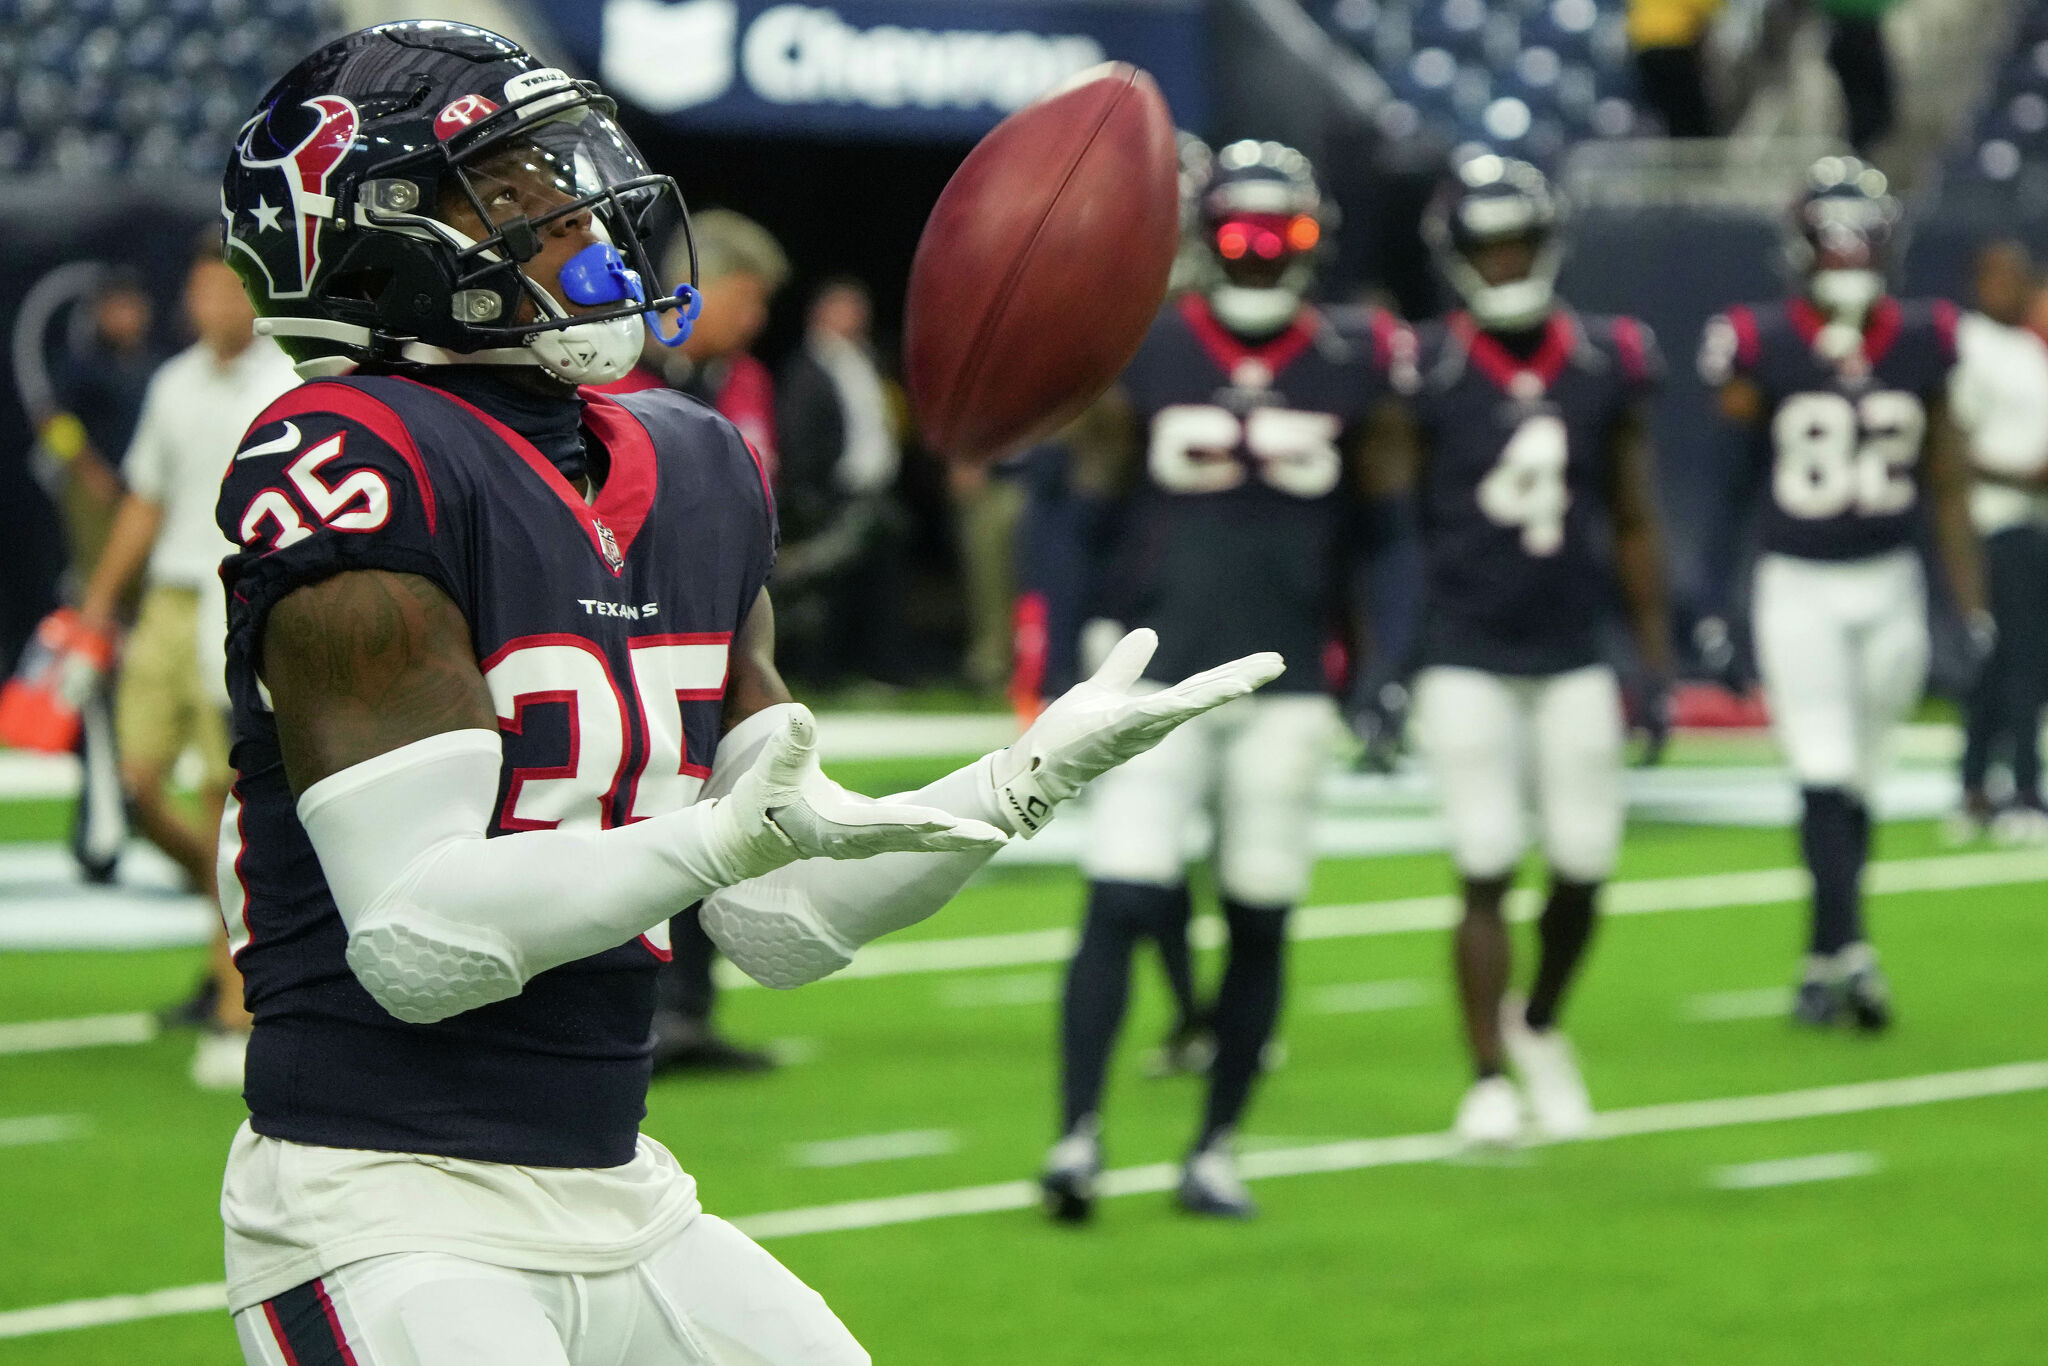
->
xmin=1947 ymin=240 xmax=2048 ymax=841
xmin=1041 ymin=140 xmax=1406 ymax=1220
xmin=1376 ymin=155 xmax=1672 ymax=1146
xmin=1697 ymin=157 xmax=1984 ymax=1031
xmin=23 ymin=266 xmax=166 ymax=880
xmin=74 ymin=236 xmax=299 ymax=1087
xmin=603 ymin=211 xmax=789 ymax=1073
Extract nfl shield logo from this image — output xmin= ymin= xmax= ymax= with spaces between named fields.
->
xmin=595 ymin=519 xmax=624 ymax=573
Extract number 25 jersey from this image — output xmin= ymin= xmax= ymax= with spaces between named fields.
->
xmin=1406 ymin=309 xmax=1659 ymax=677
xmin=1700 ymin=296 xmax=1958 ymax=562
xmin=214 ymin=374 xmax=776 ymax=1169
xmin=1112 ymin=293 xmax=1400 ymax=692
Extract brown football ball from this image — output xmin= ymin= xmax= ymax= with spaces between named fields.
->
xmin=905 ymin=63 xmax=1179 ymax=465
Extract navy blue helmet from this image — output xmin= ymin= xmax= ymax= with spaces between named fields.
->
xmin=222 ymin=21 xmax=698 ymax=384
xmin=1422 ymin=153 xmax=1564 ymax=331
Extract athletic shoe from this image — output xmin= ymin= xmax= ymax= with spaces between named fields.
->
xmin=1144 ymin=1012 xmax=1216 ymax=1079
xmin=1944 ymin=791 xmax=1997 ymax=846
xmin=158 ymin=972 xmax=221 ymax=1031
xmin=1040 ymin=1123 xmax=1102 ymax=1224
xmin=1838 ymin=944 xmax=1892 ymax=1032
xmin=190 ymin=1025 xmax=249 ymax=1092
xmin=1791 ymin=977 xmax=1841 ymax=1027
xmin=1177 ymin=1145 xmax=1257 ymax=1219
xmin=1504 ymin=1019 xmax=1594 ymax=1139
xmin=1991 ymin=804 xmax=2048 ymax=846
xmin=1453 ymin=1075 xmax=1523 ymax=1147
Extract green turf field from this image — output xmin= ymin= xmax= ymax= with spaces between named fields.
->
xmin=1 ymin=760 xmax=2044 ymax=1363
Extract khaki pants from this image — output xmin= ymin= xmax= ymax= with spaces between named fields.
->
xmin=116 ymin=584 xmax=232 ymax=786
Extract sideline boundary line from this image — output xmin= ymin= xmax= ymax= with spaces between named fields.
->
xmin=3 ymin=1060 xmax=2042 ymax=1341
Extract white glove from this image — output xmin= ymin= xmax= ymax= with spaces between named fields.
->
xmin=704 ymin=704 xmax=1007 ymax=881
xmin=992 ymin=629 xmax=1285 ymax=836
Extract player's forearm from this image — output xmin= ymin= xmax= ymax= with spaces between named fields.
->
xmin=299 ymin=729 xmax=788 ymax=1024
xmin=1616 ymin=528 xmax=1674 ymax=679
xmin=1931 ymin=496 xmax=1986 ymax=619
xmin=700 ymin=751 xmax=1015 ymax=988
xmin=77 ymin=494 xmax=162 ymax=627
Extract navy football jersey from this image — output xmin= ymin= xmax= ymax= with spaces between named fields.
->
xmin=215 ymin=374 xmax=775 ymax=1168
xmin=1109 ymin=294 xmax=1399 ymax=692
xmin=1406 ymin=309 xmax=1658 ymax=677
xmin=1701 ymin=296 xmax=1959 ymax=561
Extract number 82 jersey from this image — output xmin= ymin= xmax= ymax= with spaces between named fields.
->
xmin=1699 ymin=296 xmax=1959 ymax=562
xmin=1405 ymin=309 xmax=1660 ymax=677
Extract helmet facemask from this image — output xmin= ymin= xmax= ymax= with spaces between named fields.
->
xmin=1426 ymin=158 xmax=1565 ymax=333
xmin=239 ymin=70 xmax=700 ymax=384
xmin=1196 ymin=141 xmax=1325 ymax=338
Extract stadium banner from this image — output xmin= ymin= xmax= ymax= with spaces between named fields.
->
xmin=528 ymin=0 xmax=1205 ymax=139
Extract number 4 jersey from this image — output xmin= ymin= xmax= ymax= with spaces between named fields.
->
xmin=1111 ymin=293 xmax=1403 ymax=692
xmin=1700 ymin=296 xmax=1959 ymax=562
xmin=214 ymin=373 xmax=775 ymax=1169
xmin=1406 ymin=309 xmax=1660 ymax=677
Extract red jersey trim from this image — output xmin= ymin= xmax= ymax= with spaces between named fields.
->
xmin=1178 ymin=293 xmax=1320 ymax=379
xmin=578 ymin=390 xmax=660 ymax=561
xmin=1453 ymin=310 xmax=1576 ymax=393
xmin=1932 ymin=298 xmax=1961 ymax=365
xmin=1612 ymin=316 xmax=1650 ymax=385
xmin=1724 ymin=305 xmax=1762 ymax=373
xmin=248 ymin=382 xmax=437 ymax=534
xmin=1861 ymin=297 xmax=1904 ymax=368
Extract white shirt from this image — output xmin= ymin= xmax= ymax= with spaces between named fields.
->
xmin=122 ymin=338 xmax=299 ymax=590
xmin=221 ymin=1124 xmax=701 ymax=1312
xmin=1949 ymin=311 xmax=2048 ymax=534
xmin=808 ymin=331 xmax=899 ymax=496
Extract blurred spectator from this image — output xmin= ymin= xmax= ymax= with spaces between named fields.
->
xmin=39 ymin=270 xmax=165 ymax=576
xmin=773 ymin=278 xmax=911 ymax=686
xmin=1950 ymin=242 xmax=2048 ymax=838
xmin=1819 ymin=0 xmax=1899 ymax=153
xmin=1629 ymin=0 xmax=1723 ymax=137
xmin=75 ymin=238 xmax=298 ymax=1090
xmin=599 ymin=209 xmax=786 ymax=478
xmin=952 ymin=456 xmax=1028 ymax=697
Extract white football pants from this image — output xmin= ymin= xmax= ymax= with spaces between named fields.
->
xmin=233 ymin=1215 xmax=868 ymax=1366
xmin=1752 ymin=549 xmax=1928 ymax=797
xmin=1081 ymin=691 xmax=1340 ymax=906
xmin=1413 ymin=664 xmax=1625 ymax=883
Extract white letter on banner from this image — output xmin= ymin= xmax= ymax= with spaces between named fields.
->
xmin=600 ymin=0 xmax=736 ymax=112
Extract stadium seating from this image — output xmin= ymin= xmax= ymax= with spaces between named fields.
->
xmin=1944 ymin=1 xmax=2048 ymax=207
xmin=1324 ymin=0 xmax=1644 ymax=168
xmin=0 ymin=0 xmax=341 ymax=179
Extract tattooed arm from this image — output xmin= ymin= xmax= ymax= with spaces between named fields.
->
xmin=262 ymin=570 xmax=497 ymax=795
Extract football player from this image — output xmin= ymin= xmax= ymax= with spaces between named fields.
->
xmin=1697 ymin=157 xmax=1984 ymax=1030
xmin=212 ymin=24 xmax=1279 ymax=1366
xmin=1371 ymin=154 xmax=1673 ymax=1145
xmin=1041 ymin=141 xmax=1408 ymax=1219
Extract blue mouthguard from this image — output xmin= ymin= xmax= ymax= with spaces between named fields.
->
xmin=559 ymin=242 xmax=699 ymax=348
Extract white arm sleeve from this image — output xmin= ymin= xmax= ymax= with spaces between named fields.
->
xmin=298 ymin=728 xmax=762 ymax=1024
xmin=699 ymin=737 xmax=1015 ymax=990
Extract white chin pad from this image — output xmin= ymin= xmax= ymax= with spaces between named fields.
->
xmin=1208 ymin=285 xmax=1300 ymax=336
xmin=526 ymin=314 xmax=643 ymax=385
xmin=1469 ymin=277 xmax=1555 ymax=330
xmin=1810 ymin=269 xmax=1884 ymax=322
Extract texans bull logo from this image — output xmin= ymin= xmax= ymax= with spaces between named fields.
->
xmin=225 ymin=95 xmax=361 ymax=300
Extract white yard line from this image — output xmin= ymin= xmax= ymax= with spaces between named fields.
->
xmin=0 ymin=1114 xmax=86 ymax=1147
xmin=1684 ymin=988 xmax=1795 ymax=1022
xmin=789 ymin=1130 xmax=959 ymax=1168
xmin=1304 ymin=980 xmax=1436 ymax=1014
xmin=718 ymin=848 xmax=2048 ymax=989
xmin=938 ymin=972 xmax=1062 ymax=1007
xmin=0 ymin=1012 xmax=158 ymax=1056
xmin=1710 ymin=1151 xmax=1883 ymax=1190
xmin=8 ymin=1061 xmax=2040 ymax=1340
